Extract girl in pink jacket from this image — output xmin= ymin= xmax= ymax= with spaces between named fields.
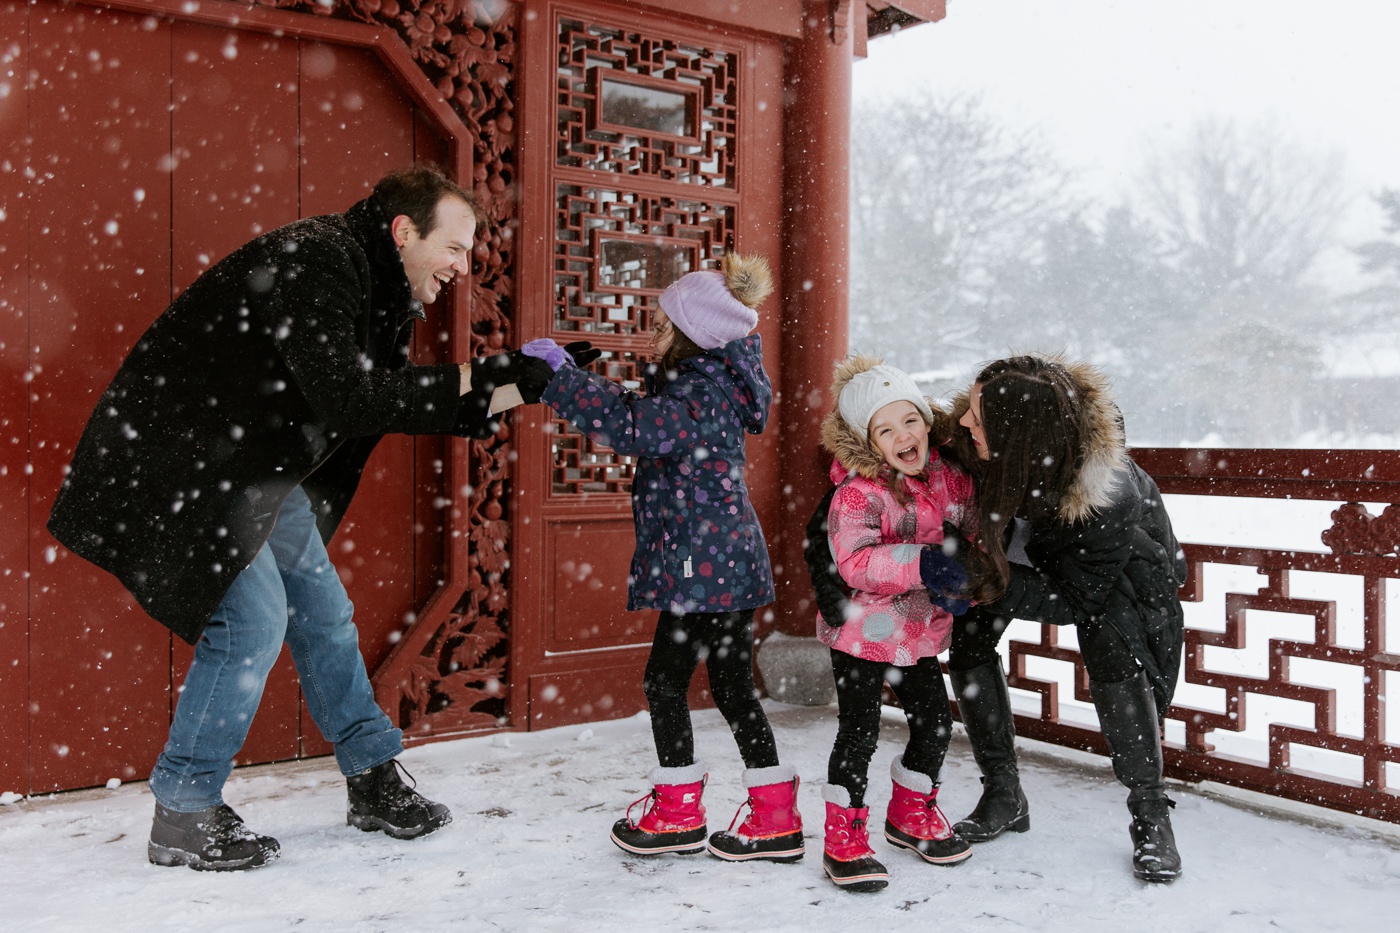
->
xmin=815 ymin=355 xmax=979 ymax=892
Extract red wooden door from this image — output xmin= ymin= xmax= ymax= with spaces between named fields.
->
xmin=5 ymin=0 xmax=461 ymax=794
xmin=511 ymin=1 xmax=784 ymax=730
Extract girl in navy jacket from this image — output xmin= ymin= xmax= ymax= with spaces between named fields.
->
xmin=532 ymin=253 xmax=801 ymax=864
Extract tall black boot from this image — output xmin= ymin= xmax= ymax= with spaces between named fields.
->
xmin=1090 ymin=672 xmax=1182 ymax=884
xmin=950 ymin=659 xmax=1030 ymax=842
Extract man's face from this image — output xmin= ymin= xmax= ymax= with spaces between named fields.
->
xmin=392 ymin=196 xmax=477 ymax=305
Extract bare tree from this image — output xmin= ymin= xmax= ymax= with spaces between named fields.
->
xmin=1349 ymin=188 xmax=1400 ymax=321
xmin=1137 ymin=116 xmax=1346 ymax=313
xmin=849 ymin=92 xmax=1075 ymax=374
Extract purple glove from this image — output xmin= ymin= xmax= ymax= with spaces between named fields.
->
xmin=522 ymin=338 xmax=571 ymax=372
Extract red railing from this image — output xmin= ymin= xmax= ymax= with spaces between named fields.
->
xmin=1004 ymin=448 xmax=1400 ymax=823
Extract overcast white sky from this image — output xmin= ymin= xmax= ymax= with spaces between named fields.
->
xmin=855 ymin=0 xmax=1400 ymax=217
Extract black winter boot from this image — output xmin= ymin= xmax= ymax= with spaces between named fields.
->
xmin=347 ymin=759 xmax=452 ymax=840
xmin=148 ymin=802 xmax=280 ymax=871
xmin=950 ymin=659 xmax=1030 ymax=842
xmin=1090 ymin=672 xmax=1182 ymax=883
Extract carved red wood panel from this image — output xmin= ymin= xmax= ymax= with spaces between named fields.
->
xmin=511 ymin=1 xmax=784 ymax=732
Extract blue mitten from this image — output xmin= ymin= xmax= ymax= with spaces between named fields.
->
xmin=522 ymin=338 xmax=570 ymax=371
xmin=920 ymin=544 xmax=968 ymax=595
xmin=930 ymin=591 xmax=972 ymax=617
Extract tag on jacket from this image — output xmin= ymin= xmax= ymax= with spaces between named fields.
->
xmin=683 ymin=558 xmax=693 ymax=578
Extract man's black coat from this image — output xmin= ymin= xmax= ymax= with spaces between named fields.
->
xmin=49 ymin=196 xmax=491 ymax=644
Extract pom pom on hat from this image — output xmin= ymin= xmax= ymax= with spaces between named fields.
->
xmin=838 ymin=363 xmax=935 ymax=440
xmin=658 ymin=252 xmax=772 ymax=350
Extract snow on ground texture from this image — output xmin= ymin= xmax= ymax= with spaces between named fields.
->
xmin=3 ymin=702 xmax=1399 ymax=932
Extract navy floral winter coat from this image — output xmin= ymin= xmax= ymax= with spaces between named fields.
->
xmin=540 ymin=334 xmax=775 ymax=614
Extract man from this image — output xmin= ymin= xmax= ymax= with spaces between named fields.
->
xmin=48 ymin=165 xmax=560 ymax=871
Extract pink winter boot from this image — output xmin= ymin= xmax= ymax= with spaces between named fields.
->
xmin=707 ymin=764 xmax=805 ymax=863
xmin=610 ymin=762 xmax=708 ymax=856
xmin=884 ymin=757 xmax=973 ymax=864
xmin=821 ymin=784 xmax=889 ymax=892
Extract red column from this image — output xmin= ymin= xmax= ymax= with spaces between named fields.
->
xmin=773 ymin=0 xmax=852 ymax=636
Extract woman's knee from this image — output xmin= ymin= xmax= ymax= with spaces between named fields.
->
xmin=947 ymin=612 xmax=1008 ymax=671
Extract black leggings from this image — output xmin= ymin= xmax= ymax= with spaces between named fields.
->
xmin=947 ymin=607 xmax=1141 ymax=683
xmin=828 ymin=650 xmax=952 ymax=808
xmin=643 ymin=609 xmax=779 ymax=770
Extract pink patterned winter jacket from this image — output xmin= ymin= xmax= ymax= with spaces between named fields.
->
xmin=816 ymin=454 xmax=978 ymax=666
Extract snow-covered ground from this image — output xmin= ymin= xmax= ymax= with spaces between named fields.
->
xmin=3 ymin=701 xmax=1398 ymax=932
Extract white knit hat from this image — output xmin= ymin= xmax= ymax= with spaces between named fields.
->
xmin=837 ymin=364 xmax=935 ymax=440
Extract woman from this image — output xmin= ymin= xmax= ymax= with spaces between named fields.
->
xmin=804 ymin=354 xmax=1186 ymax=883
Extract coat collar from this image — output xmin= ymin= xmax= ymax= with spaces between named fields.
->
xmin=345 ymin=196 xmax=425 ymax=324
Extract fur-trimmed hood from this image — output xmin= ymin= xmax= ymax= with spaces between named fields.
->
xmin=949 ymin=355 xmax=1128 ymax=524
xmin=820 ymin=354 xmax=945 ymax=480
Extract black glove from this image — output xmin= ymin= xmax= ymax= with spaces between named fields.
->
xmin=562 ymin=340 xmax=602 ymax=369
xmin=804 ymin=487 xmax=852 ymax=626
xmin=474 ymin=350 xmax=554 ymax=403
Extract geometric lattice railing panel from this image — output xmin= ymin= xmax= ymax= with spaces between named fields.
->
xmin=999 ymin=448 xmax=1400 ymax=824
xmin=556 ymin=17 xmax=737 ymax=187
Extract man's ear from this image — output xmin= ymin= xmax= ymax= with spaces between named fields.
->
xmin=390 ymin=214 xmax=415 ymax=249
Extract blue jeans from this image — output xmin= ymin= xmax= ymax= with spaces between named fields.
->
xmin=149 ymin=486 xmax=403 ymax=811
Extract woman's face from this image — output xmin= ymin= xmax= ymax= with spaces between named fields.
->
xmin=869 ymin=400 xmax=930 ymax=476
xmin=960 ymin=383 xmax=991 ymax=460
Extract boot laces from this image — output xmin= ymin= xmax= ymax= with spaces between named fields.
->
xmin=203 ymin=805 xmax=257 ymax=842
xmin=724 ymin=796 xmax=754 ymax=833
xmin=624 ymin=789 xmax=658 ymax=829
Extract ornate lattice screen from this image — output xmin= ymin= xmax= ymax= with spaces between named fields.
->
xmin=548 ymin=17 xmax=740 ymax=496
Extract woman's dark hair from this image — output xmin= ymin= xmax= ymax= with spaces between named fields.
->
xmin=965 ymin=355 xmax=1084 ymax=603
xmin=372 ymin=163 xmax=488 ymax=236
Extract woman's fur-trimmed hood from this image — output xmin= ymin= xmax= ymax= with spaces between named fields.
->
xmin=820 ymin=354 xmax=945 ymax=480
xmin=950 ymin=354 xmax=1128 ymax=524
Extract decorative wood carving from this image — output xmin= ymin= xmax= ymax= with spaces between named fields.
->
xmin=1321 ymin=501 xmax=1400 ymax=556
xmin=547 ymin=17 xmax=738 ymax=497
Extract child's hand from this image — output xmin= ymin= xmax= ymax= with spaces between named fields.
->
xmin=522 ymin=338 xmax=571 ymax=371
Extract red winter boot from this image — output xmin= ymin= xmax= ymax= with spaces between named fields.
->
xmin=821 ymin=784 xmax=889 ymax=892
xmin=610 ymin=762 xmax=708 ymax=856
xmin=884 ymin=758 xmax=973 ymax=864
xmin=707 ymin=764 xmax=805 ymax=863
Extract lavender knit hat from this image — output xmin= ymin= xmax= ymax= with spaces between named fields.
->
xmin=657 ymin=253 xmax=773 ymax=350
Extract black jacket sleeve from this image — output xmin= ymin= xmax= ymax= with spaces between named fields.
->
xmin=804 ymin=485 xmax=851 ymax=626
xmin=988 ymin=489 xmax=1139 ymax=627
